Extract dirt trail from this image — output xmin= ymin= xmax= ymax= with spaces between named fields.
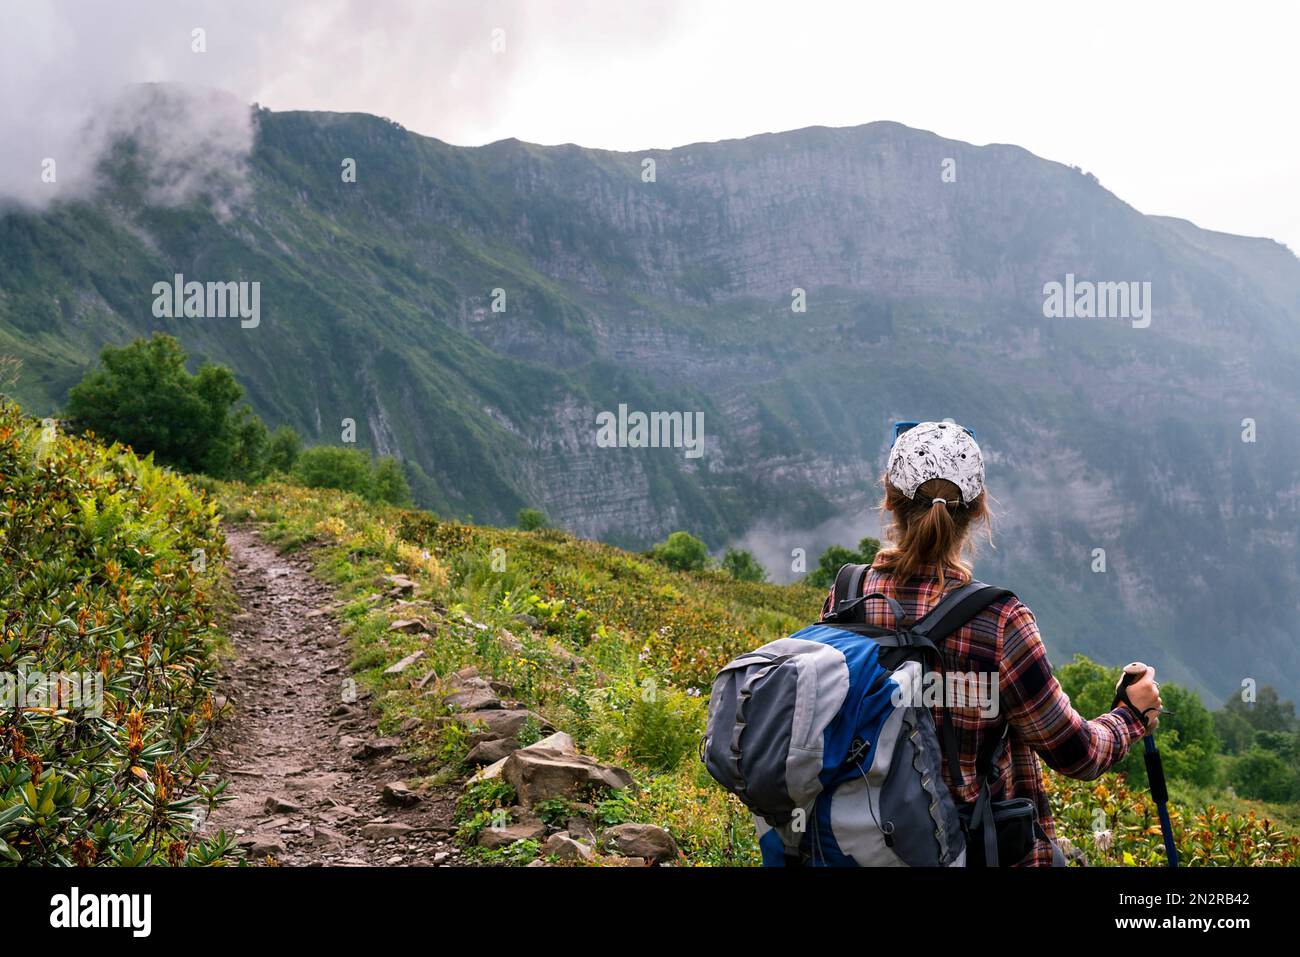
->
xmin=202 ymin=527 xmax=463 ymax=866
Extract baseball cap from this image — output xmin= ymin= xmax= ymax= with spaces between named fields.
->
xmin=886 ymin=420 xmax=985 ymax=505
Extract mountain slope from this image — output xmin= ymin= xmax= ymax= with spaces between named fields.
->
xmin=2 ymin=96 xmax=1299 ymax=702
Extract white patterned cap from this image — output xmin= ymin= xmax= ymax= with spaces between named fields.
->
xmin=886 ymin=421 xmax=985 ymax=505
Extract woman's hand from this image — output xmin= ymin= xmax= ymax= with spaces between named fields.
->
xmin=1116 ymin=662 xmax=1163 ymax=731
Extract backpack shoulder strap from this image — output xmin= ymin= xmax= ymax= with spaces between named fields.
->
xmin=829 ymin=563 xmax=871 ymax=624
xmin=912 ymin=581 xmax=1015 ymax=645
xmin=911 ymin=581 xmax=1015 ymax=797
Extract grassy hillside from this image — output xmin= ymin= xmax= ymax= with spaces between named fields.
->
xmin=0 ymin=400 xmax=236 ymax=865
xmin=2 ymin=387 xmax=1293 ymax=867
xmin=215 ymin=478 xmax=1300 ymax=866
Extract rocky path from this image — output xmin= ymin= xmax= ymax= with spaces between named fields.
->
xmin=201 ymin=527 xmax=466 ymax=866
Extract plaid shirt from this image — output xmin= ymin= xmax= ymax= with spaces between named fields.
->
xmin=822 ymin=563 xmax=1147 ymax=866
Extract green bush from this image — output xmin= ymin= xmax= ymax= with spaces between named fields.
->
xmin=265 ymin=425 xmax=302 ymax=474
xmin=516 ymin=508 xmax=549 ymax=531
xmin=807 ymin=537 xmax=881 ymax=590
xmin=1230 ymin=747 xmax=1298 ymax=803
xmin=0 ymin=400 xmax=235 ymax=866
xmin=64 ymin=333 xmax=265 ymax=482
xmin=293 ymin=445 xmax=373 ymax=494
xmin=291 ymin=445 xmax=411 ymax=505
xmin=650 ymin=531 xmax=709 ymax=572
xmin=372 ymin=457 xmax=413 ymax=507
xmin=722 ymin=548 xmax=767 ymax=583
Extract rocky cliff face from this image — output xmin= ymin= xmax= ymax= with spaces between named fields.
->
xmin=2 ymin=106 xmax=1298 ymax=701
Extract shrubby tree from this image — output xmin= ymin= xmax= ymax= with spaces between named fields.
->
xmin=1214 ymin=708 xmax=1257 ymax=756
xmin=293 ymin=446 xmax=373 ymax=495
xmin=66 ymin=334 xmax=260 ymax=479
xmin=1222 ymin=686 xmax=1297 ymax=734
xmin=1230 ymin=747 xmax=1297 ymax=803
xmin=722 ymin=547 xmax=767 ymax=583
xmin=807 ymin=537 xmax=881 ymax=589
xmin=292 ymin=445 xmax=411 ymax=506
xmin=650 ymin=531 xmax=709 ymax=572
xmin=517 ymin=507 xmax=549 ymax=531
xmin=227 ymin=407 xmax=270 ymax=483
xmin=371 ymin=456 xmax=413 ymax=507
xmin=265 ymin=425 xmax=303 ymax=474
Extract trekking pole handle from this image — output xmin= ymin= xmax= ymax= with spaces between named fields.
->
xmin=1113 ymin=666 xmax=1171 ymax=726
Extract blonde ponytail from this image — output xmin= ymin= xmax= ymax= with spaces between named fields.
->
xmin=872 ymin=477 xmax=991 ymax=589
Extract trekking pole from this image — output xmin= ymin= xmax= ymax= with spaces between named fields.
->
xmin=1114 ymin=668 xmax=1179 ymax=868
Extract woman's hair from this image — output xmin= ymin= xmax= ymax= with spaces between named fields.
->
xmin=872 ymin=476 xmax=992 ymax=589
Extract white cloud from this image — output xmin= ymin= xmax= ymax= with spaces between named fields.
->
xmin=1 ymin=0 xmax=1295 ymax=250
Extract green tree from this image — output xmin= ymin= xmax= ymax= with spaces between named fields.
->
xmin=1222 ymin=686 xmax=1297 ymax=734
xmin=227 ymin=406 xmax=270 ymax=482
xmin=722 ymin=547 xmax=767 ymax=583
xmin=650 ymin=531 xmax=709 ymax=572
xmin=65 ymin=334 xmax=254 ymax=478
xmin=265 ymin=425 xmax=302 ymax=474
xmin=1155 ymin=684 xmax=1221 ymax=788
xmin=371 ymin=456 xmax=412 ymax=506
xmin=292 ymin=446 xmax=374 ymax=497
xmin=517 ymin=507 xmax=549 ymax=531
xmin=1214 ymin=708 xmax=1257 ymax=755
xmin=1055 ymin=654 xmax=1118 ymax=718
xmin=1254 ymin=729 xmax=1298 ymax=761
xmin=1230 ymin=747 xmax=1297 ymax=803
xmin=807 ymin=537 xmax=882 ymax=590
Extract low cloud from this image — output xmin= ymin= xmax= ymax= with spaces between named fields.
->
xmin=0 ymin=0 xmax=686 ymax=213
xmin=732 ymin=508 xmax=885 ymax=585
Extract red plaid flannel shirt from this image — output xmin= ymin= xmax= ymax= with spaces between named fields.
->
xmin=822 ymin=563 xmax=1146 ymax=866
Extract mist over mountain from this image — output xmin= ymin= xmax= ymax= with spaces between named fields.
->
xmin=3 ymin=91 xmax=1298 ymax=703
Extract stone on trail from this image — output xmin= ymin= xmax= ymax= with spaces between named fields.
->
xmin=600 ymin=823 xmax=681 ymax=864
xmin=381 ymin=781 xmax=422 ymax=808
xmin=503 ymin=748 xmax=633 ymax=806
xmin=360 ymin=821 xmax=417 ymax=840
xmin=262 ymin=795 xmax=302 ymax=814
xmin=567 ymin=816 xmax=596 ymax=844
xmin=466 ymin=738 xmax=519 ymax=766
xmin=385 ymin=574 xmax=417 ymax=597
xmin=476 ymin=821 xmax=546 ymax=849
xmin=433 ymin=669 xmax=503 ymax=710
xmin=351 ymin=737 xmax=402 ymax=760
xmin=541 ymin=832 xmax=595 ymax=862
xmin=383 ymin=650 xmax=426 ymax=675
xmin=468 ymin=730 xmax=577 ymax=783
xmin=443 ymin=683 xmax=501 ymax=712
xmin=239 ymin=834 xmax=286 ymax=857
xmin=450 ymin=707 xmax=548 ymax=740
xmin=387 ymin=618 xmax=426 ymax=634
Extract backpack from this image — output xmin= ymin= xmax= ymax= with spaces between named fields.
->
xmin=701 ymin=562 xmax=1014 ymax=867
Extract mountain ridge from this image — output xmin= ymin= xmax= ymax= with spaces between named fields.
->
xmin=2 ymin=93 xmax=1298 ymax=703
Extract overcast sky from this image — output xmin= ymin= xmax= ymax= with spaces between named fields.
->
xmin=2 ymin=0 xmax=1296 ymax=251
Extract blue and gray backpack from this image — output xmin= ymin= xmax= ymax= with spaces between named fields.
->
xmin=702 ymin=563 xmax=1016 ymax=867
